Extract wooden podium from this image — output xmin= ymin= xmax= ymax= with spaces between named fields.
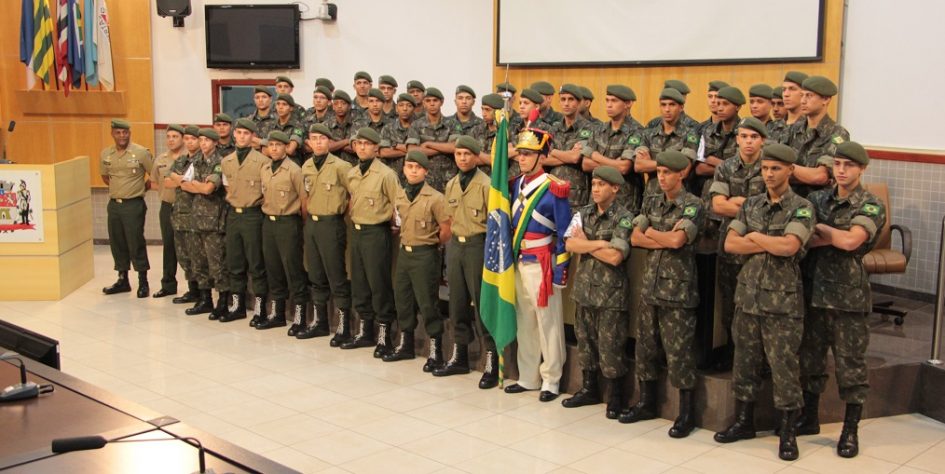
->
xmin=0 ymin=156 xmax=94 ymax=300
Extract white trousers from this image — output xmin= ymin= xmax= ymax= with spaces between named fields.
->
xmin=514 ymin=261 xmax=565 ymax=393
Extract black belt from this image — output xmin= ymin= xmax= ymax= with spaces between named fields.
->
xmin=230 ymin=205 xmax=262 ymax=214
xmin=309 ymin=214 xmax=343 ymax=222
xmin=452 ymin=234 xmax=485 ymax=244
xmin=111 ymin=197 xmax=143 ymax=203
xmin=401 ymin=243 xmax=437 ymax=253
xmin=353 ymin=222 xmax=389 ymax=230
xmin=265 ymin=214 xmax=301 ymax=222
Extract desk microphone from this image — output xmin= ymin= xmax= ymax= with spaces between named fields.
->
xmin=51 ymin=435 xmax=211 ymax=473
xmin=0 ymin=352 xmax=54 ymax=402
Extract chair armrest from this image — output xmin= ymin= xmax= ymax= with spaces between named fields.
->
xmin=890 ymin=224 xmax=912 ymax=264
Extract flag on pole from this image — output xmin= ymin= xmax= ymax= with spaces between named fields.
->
xmin=29 ymin=0 xmax=57 ymax=88
xmin=82 ymin=0 xmax=97 ymax=86
xmin=93 ymin=0 xmax=114 ymax=90
xmin=480 ymin=110 xmax=517 ymax=386
xmin=19 ymin=0 xmax=37 ymax=89
xmin=67 ymin=0 xmax=84 ymax=89
xmin=56 ymin=0 xmax=71 ymax=94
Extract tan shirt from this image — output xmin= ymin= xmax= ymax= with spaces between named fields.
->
xmin=220 ymin=148 xmax=270 ymax=208
xmin=444 ymin=169 xmax=490 ymax=237
xmin=346 ymin=158 xmax=400 ymax=225
xmin=151 ymin=150 xmax=180 ymax=204
xmin=395 ymin=182 xmax=449 ymax=246
xmin=302 ymin=153 xmax=352 ymax=216
xmin=261 ymin=158 xmax=305 ymax=216
xmin=100 ymin=142 xmax=153 ymax=199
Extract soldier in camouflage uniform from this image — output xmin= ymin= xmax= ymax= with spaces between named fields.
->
xmin=546 ymin=84 xmax=593 ymax=209
xmin=622 ymin=152 xmax=703 ymax=438
xmin=406 ymin=87 xmax=461 ymax=192
xmin=578 ymin=86 xmax=601 ymax=127
xmin=530 ymin=81 xmax=564 ymax=126
xmin=450 ymin=85 xmax=483 ymax=137
xmin=378 ymin=75 xmax=399 ymax=120
xmin=780 ymin=71 xmax=809 ymax=129
xmin=166 ymin=126 xmax=201 ymax=305
xmin=379 ymin=93 xmax=417 ymax=184
xmin=246 ymin=86 xmax=276 ymax=152
xmin=508 ymin=88 xmax=555 ymax=178
xmin=771 ymin=86 xmax=786 ymax=121
xmin=633 ymin=88 xmax=699 ymax=201
xmin=271 ymin=94 xmax=307 ymax=167
xmin=581 ymin=85 xmax=644 ymax=214
xmin=468 ymin=93 xmax=507 ymax=175
xmin=151 ymin=124 xmax=185 ymax=298
xmin=302 ymin=86 xmax=334 ymax=132
xmin=351 ymin=88 xmax=389 ymax=140
xmin=407 ymin=80 xmax=426 ymax=119
xmin=213 ymin=113 xmax=236 ymax=158
xmin=694 ymin=86 xmax=742 ymax=197
xmin=645 ymin=80 xmax=700 ymax=130
xmin=693 ymin=80 xmax=729 ymax=140
xmin=783 ymin=76 xmax=850 ymax=197
xmin=747 ymin=84 xmax=788 ymax=144
xmin=274 ymin=76 xmax=306 ymax=122
xmin=326 ymin=90 xmax=358 ymax=165
xmin=796 ymin=142 xmax=885 ymax=459
xmin=351 ymin=70 xmax=373 ymax=117
xmin=714 ymin=144 xmax=815 ymax=462
xmin=561 ymin=166 xmax=633 ymax=419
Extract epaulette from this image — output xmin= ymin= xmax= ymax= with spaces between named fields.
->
xmin=547 ymin=174 xmax=570 ymax=198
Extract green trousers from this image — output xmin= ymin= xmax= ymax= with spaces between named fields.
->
xmin=447 ymin=234 xmax=492 ymax=346
xmin=225 ymin=208 xmax=268 ymax=296
xmin=395 ymin=244 xmax=443 ymax=336
xmin=350 ymin=224 xmax=394 ymax=322
xmin=799 ymin=307 xmax=870 ymax=404
xmin=158 ymin=201 xmax=177 ymax=292
xmin=303 ymin=215 xmax=351 ymax=309
xmin=733 ymin=308 xmax=803 ymax=410
xmin=192 ymin=231 xmax=227 ymax=292
xmin=636 ymin=304 xmax=696 ymax=388
xmin=577 ymin=305 xmax=629 ymax=379
xmin=262 ymin=215 xmax=307 ymax=304
xmin=106 ymin=197 xmax=149 ymax=272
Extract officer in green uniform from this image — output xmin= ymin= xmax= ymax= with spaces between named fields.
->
xmin=298 ymin=124 xmax=354 ymax=342
xmin=274 ymin=75 xmax=307 ymax=122
xmin=407 ymin=80 xmax=426 ymax=119
xmin=378 ymin=75 xmax=399 ymax=120
xmin=351 ymin=70 xmax=373 ymax=117
xmin=547 ymin=84 xmax=593 ymax=209
xmin=379 ymin=93 xmax=418 ymax=184
xmin=714 ymin=143 xmax=815 ymax=462
xmin=167 ymin=126 xmax=201 ymax=304
xmin=247 ymin=86 xmax=276 ymax=151
xmin=219 ymin=119 xmax=270 ymax=325
xmin=326 ymin=90 xmax=358 ymax=165
xmin=633 ymin=88 xmax=699 ymax=201
xmin=303 ymin=86 xmax=334 ymax=131
xmin=383 ymin=151 xmax=451 ymax=371
xmin=581 ymin=85 xmax=644 ymax=213
xmin=468 ymin=93 xmax=506 ymax=173
xmin=150 ymin=124 xmax=185 ymax=298
xmin=578 ymin=86 xmax=601 ymax=126
xmin=341 ymin=128 xmax=401 ymax=357
xmin=748 ymin=84 xmax=787 ymax=143
xmin=560 ymin=166 xmax=634 ymax=419
xmin=645 ymin=80 xmax=700 ymax=130
xmin=432 ymin=136 xmax=497 ymax=386
xmin=530 ymin=81 xmax=564 ymax=125
xmin=797 ymin=142 xmax=885 ymax=458
xmin=272 ymin=93 xmax=306 ymax=167
xmin=101 ymin=119 xmax=154 ymax=297
xmin=622 ymin=152 xmax=704 ymax=438
xmin=784 ymin=76 xmax=850 ymax=197
xmin=450 ymin=85 xmax=483 ymax=137
xmin=213 ymin=113 xmax=236 ymax=158
xmin=182 ymin=129 xmax=229 ymax=318
xmin=406 ymin=87 xmax=461 ymax=192
xmin=352 ymin=88 xmax=389 ymax=137
xmin=255 ymin=131 xmax=308 ymax=332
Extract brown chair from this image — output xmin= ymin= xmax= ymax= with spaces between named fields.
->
xmin=862 ymin=182 xmax=912 ymax=325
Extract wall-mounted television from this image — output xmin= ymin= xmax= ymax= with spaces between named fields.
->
xmin=205 ymin=4 xmax=300 ymax=70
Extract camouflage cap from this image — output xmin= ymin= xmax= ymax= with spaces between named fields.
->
xmin=772 ymin=86 xmax=784 ymax=99
xmin=737 ymin=117 xmax=769 ymax=138
xmin=275 ymin=93 xmax=296 ymax=107
xmin=308 ymin=123 xmax=332 ymax=137
xmin=355 ymin=127 xmax=381 ymax=144
xmin=717 ymin=86 xmax=746 ymax=106
xmin=332 ymin=90 xmax=352 ymax=103
xmin=481 ymin=93 xmax=505 ymax=109
xmin=708 ymin=80 xmax=730 ymax=92
xmin=520 ymin=88 xmax=544 ymax=105
xmin=110 ymin=119 xmax=130 ymax=129
xmin=656 ymin=151 xmax=690 ymax=171
xmin=530 ymin=81 xmax=555 ymax=96
xmin=802 ymin=76 xmax=838 ymax=97
xmin=784 ymin=71 xmax=809 ymax=86
xmin=496 ymin=82 xmax=517 ymax=93
xmin=592 ymin=166 xmax=625 ymax=185
xmin=834 ymin=141 xmax=869 ymax=165
xmin=579 ymin=86 xmax=594 ymax=100
xmin=424 ymin=87 xmax=444 ymax=100
xmin=379 ymin=75 xmax=398 ymax=87
xmin=368 ymin=88 xmax=385 ymax=101
xmin=354 ymin=71 xmax=372 ymax=82
xmin=455 ymin=84 xmax=476 ymax=98
xmin=397 ymin=93 xmax=418 ymax=106
xmin=234 ymin=118 xmax=257 ymax=134
xmin=762 ymin=143 xmax=798 ymax=164
xmin=183 ymin=125 xmax=201 ymax=137
xmin=664 ymin=79 xmax=691 ymax=95
xmin=166 ymin=124 xmax=185 ymax=135
xmin=606 ymin=84 xmax=636 ymax=101
xmin=213 ymin=113 xmax=234 ymax=124
xmin=267 ymin=130 xmax=290 ymax=144
xmin=454 ymin=135 xmax=481 ymax=155
xmin=406 ymin=80 xmax=425 ymax=92
xmin=198 ymin=128 xmax=220 ymax=141
xmin=313 ymin=86 xmax=332 ymax=98
xmin=275 ymin=75 xmax=293 ymax=87
xmin=559 ymin=83 xmax=583 ymax=100
xmin=659 ymin=88 xmax=685 ymax=105
xmin=749 ymin=84 xmax=774 ymax=100
xmin=254 ymin=86 xmax=273 ymax=97
xmin=405 ymin=149 xmax=430 ymax=169
xmin=315 ymin=77 xmax=335 ymax=91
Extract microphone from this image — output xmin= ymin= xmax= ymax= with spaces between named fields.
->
xmin=0 ymin=352 xmax=54 ymax=402
xmin=51 ymin=435 xmax=210 ymax=473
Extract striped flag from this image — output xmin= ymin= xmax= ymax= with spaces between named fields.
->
xmin=56 ymin=0 xmax=70 ymax=94
xmin=67 ymin=0 xmax=84 ymax=89
xmin=54 ymin=0 xmax=83 ymax=95
xmin=29 ymin=0 xmax=57 ymax=87
xmin=93 ymin=0 xmax=114 ymax=90
xmin=19 ymin=0 xmax=36 ymax=88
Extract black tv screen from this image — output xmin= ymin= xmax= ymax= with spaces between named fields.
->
xmin=206 ymin=4 xmax=300 ymax=69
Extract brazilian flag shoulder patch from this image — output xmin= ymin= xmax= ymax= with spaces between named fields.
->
xmin=831 ymin=135 xmax=845 ymax=144
xmin=795 ymin=208 xmax=813 ymax=218
xmin=213 ymin=165 xmax=222 ymax=173
xmin=628 ymin=135 xmax=641 ymax=145
xmin=683 ymin=205 xmax=698 ymax=218
xmin=293 ymin=128 xmax=303 ymax=136
xmin=619 ymin=217 xmax=633 ymax=229
xmin=687 ymin=134 xmax=699 ymax=144
xmin=862 ymin=203 xmax=880 ymax=216
xmin=579 ymin=129 xmax=592 ymax=139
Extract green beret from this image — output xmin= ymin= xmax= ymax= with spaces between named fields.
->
xmin=198 ymin=128 xmax=220 ymax=141
xmin=405 ymin=150 xmax=429 ymax=169
xmin=762 ymin=143 xmax=798 ymax=164
xmin=397 ymin=93 xmax=418 ymax=106
xmin=772 ymin=86 xmax=784 ymax=99
xmin=110 ymin=119 xmax=130 ymax=129
xmin=708 ymin=80 xmax=729 ymax=92
xmin=315 ymin=77 xmax=335 ymax=91
xmin=313 ymin=86 xmax=332 ymax=98
xmin=558 ymin=83 xmax=583 ymax=100
xmin=656 ymin=151 xmax=690 ymax=171
xmin=716 ymin=86 xmax=746 ymax=106
xmin=579 ymin=86 xmax=594 ymax=100
xmin=379 ymin=75 xmax=398 ymax=87
xmin=368 ymin=88 xmax=385 ymax=101
xmin=234 ymin=118 xmax=257 ymax=134
xmin=275 ymin=93 xmax=296 ymax=107
xmin=737 ymin=117 xmax=769 ymax=139
xmin=454 ymin=135 xmax=481 ymax=155
xmin=530 ymin=81 xmax=555 ymax=96
xmin=659 ymin=88 xmax=685 ymax=105
xmin=496 ymin=82 xmax=517 ymax=93
xmin=834 ymin=141 xmax=869 ymax=165
xmin=267 ymin=130 xmax=290 ymax=144
xmin=254 ymin=86 xmax=273 ymax=97
xmin=455 ymin=84 xmax=476 ymax=98
xmin=481 ymin=93 xmax=505 ymax=109
xmin=784 ymin=71 xmax=809 ymax=86
xmin=592 ymin=166 xmax=625 ymax=186
xmin=166 ymin=124 xmax=185 ymax=135
xmin=308 ymin=123 xmax=332 ymax=137
xmin=606 ymin=84 xmax=636 ymax=101
xmin=275 ymin=75 xmax=294 ymax=87
xmin=749 ymin=84 xmax=774 ymax=100
xmin=801 ymin=75 xmax=838 ymax=97
xmin=355 ymin=127 xmax=381 ymax=144
xmin=354 ymin=71 xmax=372 ymax=82
xmin=520 ymin=88 xmax=544 ymax=104
xmin=213 ymin=113 xmax=233 ymax=124
xmin=332 ymin=90 xmax=352 ymax=103
xmin=664 ymin=79 xmax=691 ymax=95
xmin=184 ymin=125 xmax=200 ymax=137
xmin=424 ymin=87 xmax=444 ymax=100
xmin=406 ymin=80 xmax=425 ymax=91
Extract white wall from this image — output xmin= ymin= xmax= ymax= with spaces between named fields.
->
xmin=840 ymin=0 xmax=945 ymax=151
xmin=151 ymin=0 xmax=494 ymax=124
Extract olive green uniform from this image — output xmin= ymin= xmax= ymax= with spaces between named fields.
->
xmin=406 ymin=115 xmax=462 ymax=192
xmin=326 ymin=114 xmax=358 ymax=165
xmin=220 ymin=148 xmax=270 ymax=298
xmin=189 ymin=151 xmax=228 ymax=293
xmin=151 ymin=150 xmax=179 ymax=293
xmin=302 ymin=153 xmax=353 ymax=310
xmin=782 ymin=115 xmax=850 ymax=197
xmin=581 ymin=117 xmax=645 ymax=214
xmin=261 ymin=157 xmax=307 ymax=304
xmin=270 ymin=118 xmax=306 ymax=167
xmin=548 ymin=116 xmax=594 ymax=209
xmin=101 ymin=142 xmax=153 ymax=273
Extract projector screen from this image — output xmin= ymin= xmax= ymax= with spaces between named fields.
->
xmin=497 ymin=0 xmax=825 ymax=66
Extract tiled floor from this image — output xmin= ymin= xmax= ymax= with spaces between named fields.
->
xmin=2 ymin=245 xmax=945 ymax=474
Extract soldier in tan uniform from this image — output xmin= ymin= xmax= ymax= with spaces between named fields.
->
xmin=101 ymin=119 xmax=154 ymax=297
xmin=151 ymin=124 xmax=185 ymax=298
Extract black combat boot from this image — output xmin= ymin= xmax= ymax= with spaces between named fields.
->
xmin=256 ymin=299 xmax=287 ymax=329
xmin=795 ymin=391 xmax=821 ymax=435
xmin=172 ymin=280 xmax=199 ymax=304
xmin=248 ymin=295 xmax=267 ymax=327
xmin=423 ymin=336 xmax=444 ymax=372
xmin=296 ymin=304 xmax=330 ymax=339
xmin=714 ymin=400 xmax=756 ymax=443
xmin=619 ymin=380 xmax=659 ymax=424
xmin=605 ymin=376 xmax=625 ymax=419
xmin=382 ymin=330 xmax=415 ymax=362
xmin=209 ymin=291 xmax=229 ymax=320
xmin=185 ymin=289 xmax=213 ymax=315
xmin=136 ymin=272 xmax=149 ymax=298
xmin=373 ymin=322 xmax=392 ymax=358
xmin=562 ymin=370 xmax=603 ymax=408
xmin=330 ymin=308 xmax=352 ymax=347
xmin=340 ymin=319 xmax=375 ymax=349
xmin=287 ymin=302 xmax=306 ymax=336
xmin=479 ymin=347 xmax=499 ymax=389
xmin=837 ymin=403 xmax=862 ymax=458
xmin=433 ymin=343 xmax=470 ymax=376
xmin=778 ymin=409 xmax=800 ymax=461
xmin=669 ymin=389 xmax=696 ymax=438
xmin=219 ymin=293 xmax=246 ymax=323
xmin=103 ymin=271 xmax=131 ymax=295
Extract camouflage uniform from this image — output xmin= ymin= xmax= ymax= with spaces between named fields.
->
xmin=271 ymin=118 xmax=306 ymax=167
xmin=766 ymin=119 xmax=789 ymax=145
xmin=634 ymin=124 xmax=699 ymax=200
xmin=170 ymin=153 xmax=196 ymax=281
xmin=302 ymin=107 xmax=332 ymax=130
xmin=405 ymin=114 xmax=462 ymax=192
xmin=570 ymin=202 xmax=634 ymax=378
xmin=379 ymin=119 xmax=411 ymax=184
xmin=800 ymin=185 xmax=885 ymax=404
xmin=634 ymin=191 xmax=704 ymax=389
xmin=540 ymin=107 xmax=564 ymax=127
xmin=450 ymin=113 xmax=483 ymax=139
xmin=782 ymin=115 xmax=850 ymax=196
xmin=581 ymin=117 xmax=645 ymax=214
xmin=216 ymin=141 xmax=236 ymax=159
xmin=325 ymin=113 xmax=358 ymax=165
xmin=189 ymin=151 xmax=228 ymax=293
xmin=696 ymin=119 xmax=740 ymax=240
xmin=645 ymin=112 xmax=700 ymax=131
xmin=352 ymin=114 xmax=389 ymax=138
xmin=468 ymin=120 xmax=498 ymax=175
xmin=247 ymin=111 xmax=277 ymax=143
xmin=548 ymin=116 xmax=594 ymax=209
xmin=728 ymin=189 xmax=815 ymax=410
